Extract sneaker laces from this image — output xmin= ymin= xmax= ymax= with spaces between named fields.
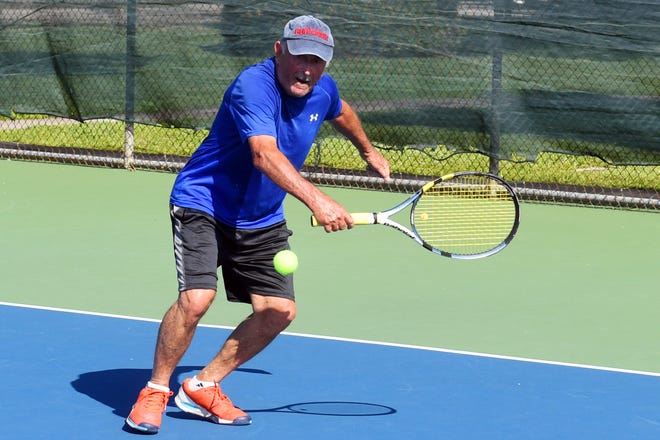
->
xmin=210 ymin=385 xmax=232 ymax=407
xmin=141 ymin=388 xmax=173 ymax=411
xmin=205 ymin=384 xmax=245 ymax=416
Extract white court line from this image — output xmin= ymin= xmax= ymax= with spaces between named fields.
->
xmin=3 ymin=300 xmax=660 ymax=378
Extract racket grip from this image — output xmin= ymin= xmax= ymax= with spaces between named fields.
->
xmin=350 ymin=212 xmax=377 ymax=224
xmin=310 ymin=212 xmax=376 ymax=227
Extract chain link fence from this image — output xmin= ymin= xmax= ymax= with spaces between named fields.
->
xmin=1 ymin=1 xmax=658 ymax=209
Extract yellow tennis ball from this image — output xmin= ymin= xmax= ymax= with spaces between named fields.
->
xmin=420 ymin=213 xmax=429 ymax=221
xmin=273 ymin=250 xmax=298 ymax=275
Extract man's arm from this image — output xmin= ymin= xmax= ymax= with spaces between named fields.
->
xmin=330 ymin=99 xmax=391 ymax=180
xmin=248 ymin=135 xmax=354 ymax=232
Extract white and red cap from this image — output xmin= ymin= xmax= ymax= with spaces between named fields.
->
xmin=282 ymin=15 xmax=334 ymax=62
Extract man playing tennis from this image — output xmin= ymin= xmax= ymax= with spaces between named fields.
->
xmin=125 ymin=15 xmax=390 ymax=434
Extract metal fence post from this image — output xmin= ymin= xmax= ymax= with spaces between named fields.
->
xmin=490 ymin=0 xmax=504 ymax=176
xmin=124 ymin=0 xmax=137 ymax=170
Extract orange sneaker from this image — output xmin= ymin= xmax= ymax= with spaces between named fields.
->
xmin=174 ymin=378 xmax=251 ymax=425
xmin=125 ymin=386 xmax=173 ymax=434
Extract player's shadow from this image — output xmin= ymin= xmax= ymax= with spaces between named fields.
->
xmin=71 ymin=366 xmax=271 ymax=418
xmin=73 ymin=367 xmax=397 ymax=429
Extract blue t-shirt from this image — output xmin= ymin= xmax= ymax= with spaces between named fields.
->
xmin=170 ymin=57 xmax=342 ymax=228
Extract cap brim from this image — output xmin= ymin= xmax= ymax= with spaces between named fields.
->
xmin=286 ymin=39 xmax=333 ymax=62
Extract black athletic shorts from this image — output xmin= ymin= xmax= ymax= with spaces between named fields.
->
xmin=170 ymin=204 xmax=294 ymax=304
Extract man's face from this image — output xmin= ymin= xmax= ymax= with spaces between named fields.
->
xmin=275 ymin=40 xmax=327 ymax=98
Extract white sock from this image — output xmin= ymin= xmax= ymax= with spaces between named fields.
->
xmin=146 ymin=381 xmax=170 ymax=393
xmin=188 ymin=375 xmax=216 ymax=389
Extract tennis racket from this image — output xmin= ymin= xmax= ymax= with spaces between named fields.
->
xmin=311 ymin=172 xmax=520 ymax=259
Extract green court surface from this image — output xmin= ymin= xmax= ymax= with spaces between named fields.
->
xmin=1 ymin=159 xmax=658 ymax=372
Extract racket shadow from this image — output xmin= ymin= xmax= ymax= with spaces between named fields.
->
xmin=244 ymin=401 xmax=397 ymax=417
xmin=166 ymin=401 xmax=397 ymax=423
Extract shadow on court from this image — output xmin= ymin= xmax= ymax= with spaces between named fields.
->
xmin=71 ymin=366 xmax=273 ymax=417
xmin=72 ymin=365 xmax=396 ymax=419
xmin=71 ymin=364 xmax=397 ymax=435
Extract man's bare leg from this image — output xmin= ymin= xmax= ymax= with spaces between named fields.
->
xmin=196 ymin=294 xmax=296 ymax=383
xmin=149 ymin=289 xmax=217 ymax=387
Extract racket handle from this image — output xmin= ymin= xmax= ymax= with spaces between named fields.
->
xmin=351 ymin=212 xmax=377 ymax=224
xmin=310 ymin=212 xmax=377 ymax=227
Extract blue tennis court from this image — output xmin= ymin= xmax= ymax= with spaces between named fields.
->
xmin=3 ymin=302 xmax=660 ymax=439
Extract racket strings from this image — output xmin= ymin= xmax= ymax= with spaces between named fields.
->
xmin=413 ymin=176 xmax=517 ymax=255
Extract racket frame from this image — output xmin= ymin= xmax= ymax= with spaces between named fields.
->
xmin=312 ymin=172 xmax=520 ymax=259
